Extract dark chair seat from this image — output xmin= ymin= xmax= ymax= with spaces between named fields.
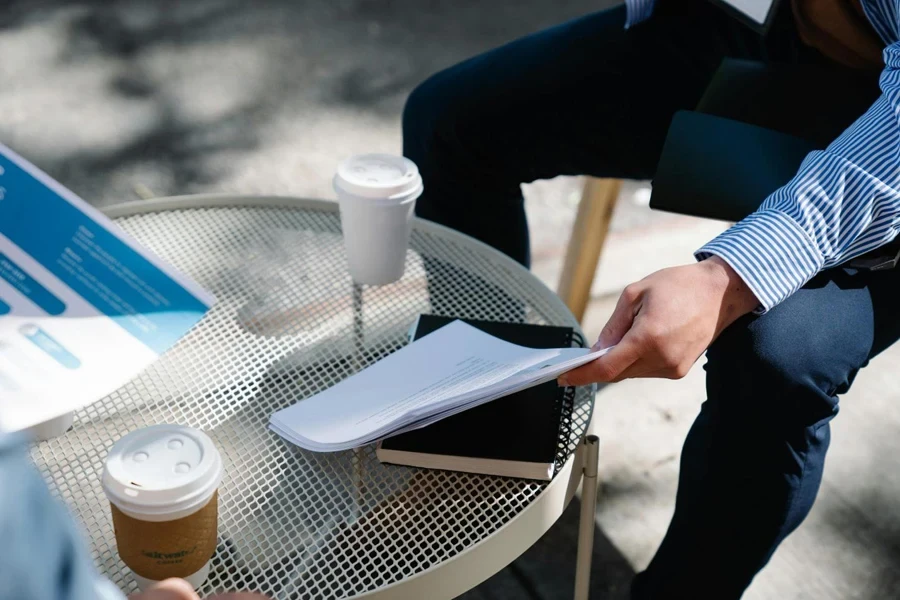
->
xmin=650 ymin=110 xmax=816 ymax=223
xmin=649 ymin=58 xmax=900 ymax=270
xmin=559 ymin=58 xmax=883 ymax=322
xmin=650 ymin=58 xmax=878 ymax=222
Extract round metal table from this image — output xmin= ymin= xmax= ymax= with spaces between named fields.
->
xmin=29 ymin=195 xmax=598 ymax=600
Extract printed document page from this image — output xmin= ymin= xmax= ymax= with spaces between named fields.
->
xmin=270 ymin=320 xmax=610 ymax=452
xmin=717 ymin=0 xmax=776 ymax=24
xmin=0 ymin=144 xmax=215 ymax=432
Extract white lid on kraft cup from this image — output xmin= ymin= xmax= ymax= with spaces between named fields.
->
xmin=333 ymin=154 xmax=423 ymax=203
xmin=102 ymin=424 xmax=224 ymax=522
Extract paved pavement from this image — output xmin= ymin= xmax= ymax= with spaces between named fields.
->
xmin=3 ymin=1 xmax=900 ymax=598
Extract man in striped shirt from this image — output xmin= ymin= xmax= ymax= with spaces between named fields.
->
xmin=404 ymin=0 xmax=900 ymax=597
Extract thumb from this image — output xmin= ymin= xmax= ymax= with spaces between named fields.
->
xmin=595 ymin=285 xmax=640 ymax=349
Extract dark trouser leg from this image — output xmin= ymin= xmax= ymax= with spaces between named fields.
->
xmin=632 ymin=266 xmax=900 ymax=599
xmin=403 ymin=1 xmax=774 ymax=267
xmin=402 ymin=0 xmax=776 ymax=318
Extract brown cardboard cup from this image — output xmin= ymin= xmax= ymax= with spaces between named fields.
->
xmin=102 ymin=425 xmax=224 ymax=590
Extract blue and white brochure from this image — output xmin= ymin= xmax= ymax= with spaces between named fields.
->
xmin=0 ymin=144 xmax=215 ymax=432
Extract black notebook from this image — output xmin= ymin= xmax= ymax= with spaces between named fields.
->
xmin=376 ymin=315 xmax=581 ymax=481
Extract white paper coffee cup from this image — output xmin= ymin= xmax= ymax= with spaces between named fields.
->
xmin=101 ymin=424 xmax=224 ymax=591
xmin=333 ymin=154 xmax=424 ymax=286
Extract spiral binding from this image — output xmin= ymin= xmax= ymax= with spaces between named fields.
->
xmin=570 ymin=330 xmax=586 ymax=349
xmin=553 ymin=329 xmax=587 ymax=475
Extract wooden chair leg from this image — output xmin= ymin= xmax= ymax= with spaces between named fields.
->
xmin=557 ymin=178 xmax=622 ymax=322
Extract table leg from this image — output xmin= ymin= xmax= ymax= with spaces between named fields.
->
xmin=351 ymin=282 xmax=365 ymax=518
xmin=352 ymin=283 xmax=364 ymax=371
xmin=574 ymin=435 xmax=600 ymax=600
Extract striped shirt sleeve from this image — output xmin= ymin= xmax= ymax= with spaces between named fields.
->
xmin=624 ymin=0 xmax=656 ymax=28
xmin=696 ymin=42 xmax=900 ymax=312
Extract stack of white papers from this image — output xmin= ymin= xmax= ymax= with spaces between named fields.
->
xmin=270 ymin=320 xmax=610 ymax=452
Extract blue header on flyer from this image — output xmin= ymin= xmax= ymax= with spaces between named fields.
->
xmin=0 ymin=152 xmax=209 ymax=354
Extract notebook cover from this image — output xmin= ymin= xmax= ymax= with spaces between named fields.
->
xmin=379 ymin=316 xmax=576 ymax=468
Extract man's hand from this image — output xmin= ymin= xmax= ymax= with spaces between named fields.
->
xmin=129 ymin=578 xmax=270 ymax=600
xmin=559 ymin=257 xmax=759 ymax=386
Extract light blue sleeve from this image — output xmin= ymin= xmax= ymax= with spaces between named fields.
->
xmin=0 ymin=432 xmax=126 ymax=600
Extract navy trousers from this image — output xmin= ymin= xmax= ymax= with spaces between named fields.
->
xmin=402 ymin=1 xmax=900 ymax=597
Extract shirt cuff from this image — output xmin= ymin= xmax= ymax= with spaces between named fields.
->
xmin=694 ymin=209 xmax=824 ymax=313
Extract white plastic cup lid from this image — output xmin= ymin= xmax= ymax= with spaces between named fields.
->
xmin=101 ymin=424 xmax=223 ymax=521
xmin=333 ymin=154 xmax=423 ymax=203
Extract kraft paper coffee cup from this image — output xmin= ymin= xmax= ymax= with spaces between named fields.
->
xmin=102 ymin=424 xmax=224 ymax=591
xmin=333 ymin=154 xmax=424 ymax=286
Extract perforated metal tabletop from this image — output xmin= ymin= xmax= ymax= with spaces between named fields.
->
xmin=29 ymin=195 xmax=595 ymax=599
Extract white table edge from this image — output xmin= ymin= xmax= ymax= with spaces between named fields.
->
xmin=101 ymin=193 xmax=599 ymax=600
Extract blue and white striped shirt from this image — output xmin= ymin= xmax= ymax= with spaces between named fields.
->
xmin=627 ymin=0 xmax=900 ymax=311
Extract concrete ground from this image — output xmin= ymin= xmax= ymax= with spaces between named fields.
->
xmin=3 ymin=1 xmax=900 ymax=598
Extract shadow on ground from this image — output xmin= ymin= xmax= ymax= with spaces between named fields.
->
xmin=460 ymin=496 xmax=634 ymax=600
xmin=0 ymin=0 xmax=613 ymax=205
